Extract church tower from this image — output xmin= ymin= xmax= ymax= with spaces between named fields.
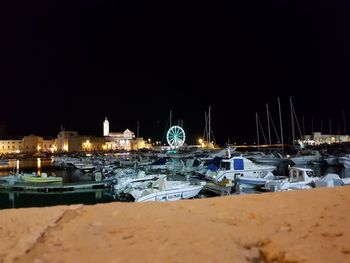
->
xmin=103 ymin=117 xmax=109 ymax=136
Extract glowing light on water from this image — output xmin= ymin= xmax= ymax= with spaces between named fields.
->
xmin=37 ymin=158 xmax=41 ymax=176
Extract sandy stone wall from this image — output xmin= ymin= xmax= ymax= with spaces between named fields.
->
xmin=1 ymin=187 xmax=350 ymax=263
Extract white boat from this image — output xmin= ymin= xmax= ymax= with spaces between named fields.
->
xmin=289 ymin=150 xmax=322 ymax=165
xmin=265 ymin=167 xmax=318 ymax=191
xmin=249 ymin=152 xmax=286 ymax=166
xmin=130 ymin=176 xmax=204 ymax=202
xmin=237 ymin=171 xmax=277 ymax=188
xmin=342 ymin=177 xmax=350 ymax=185
xmin=205 ymin=156 xmax=275 ymax=183
xmin=338 ymin=154 xmax=350 ymax=168
xmin=314 ymin=173 xmax=344 ymax=188
xmin=114 ymin=171 xmax=161 ymax=193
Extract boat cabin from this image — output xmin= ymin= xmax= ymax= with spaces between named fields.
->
xmin=219 ymin=157 xmax=258 ymax=171
xmin=289 ymin=167 xmax=315 ymax=183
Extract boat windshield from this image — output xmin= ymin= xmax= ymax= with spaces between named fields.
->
xmin=220 ymin=162 xmax=230 ymax=170
xmin=306 ymin=171 xmax=315 ymax=177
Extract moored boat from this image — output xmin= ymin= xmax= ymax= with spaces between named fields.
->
xmin=21 ymin=173 xmax=62 ymax=183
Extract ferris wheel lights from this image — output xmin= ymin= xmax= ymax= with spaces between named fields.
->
xmin=167 ymin=126 xmax=185 ymax=148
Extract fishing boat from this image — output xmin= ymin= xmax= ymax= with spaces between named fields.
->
xmin=205 ymin=156 xmax=276 ymax=183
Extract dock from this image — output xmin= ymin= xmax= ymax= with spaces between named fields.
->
xmin=0 ymin=179 xmax=116 ymax=193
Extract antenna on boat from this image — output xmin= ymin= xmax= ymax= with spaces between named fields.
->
xmin=277 ymin=97 xmax=284 ymax=150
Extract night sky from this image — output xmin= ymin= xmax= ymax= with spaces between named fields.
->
xmin=1 ymin=1 xmax=350 ymax=145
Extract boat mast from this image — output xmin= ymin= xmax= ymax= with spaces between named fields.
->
xmin=208 ymin=105 xmax=211 ymax=148
xmin=169 ymin=110 xmax=172 ymax=128
xmin=266 ymin=103 xmax=271 ymax=145
xmin=278 ymin=97 xmax=284 ymax=150
xmin=329 ymin=117 xmax=332 ymax=134
xmin=302 ymin=115 xmax=305 ymax=140
xmin=256 ymin=112 xmax=260 ymax=149
xmin=137 ymin=121 xmax=139 ymax=138
xmin=343 ymin=109 xmax=347 ymax=134
xmin=203 ymin=111 xmax=208 ymax=144
xmin=290 ymin=96 xmax=295 ymax=145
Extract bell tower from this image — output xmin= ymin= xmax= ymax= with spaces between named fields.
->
xmin=103 ymin=117 xmax=109 ymax=136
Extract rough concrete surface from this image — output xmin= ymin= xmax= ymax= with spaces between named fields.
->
xmin=1 ymin=187 xmax=350 ymax=263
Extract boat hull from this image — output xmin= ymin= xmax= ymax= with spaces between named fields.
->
xmin=136 ymin=185 xmax=203 ymax=202
xmin=21 ymin=175 xmax=62 ymax=183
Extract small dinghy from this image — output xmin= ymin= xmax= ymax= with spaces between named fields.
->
xmin=21 ymin=173 xmax=62 ymax=183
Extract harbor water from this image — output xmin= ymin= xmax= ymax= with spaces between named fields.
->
xmin=0 ymin=158 xmax=350 ymax=209
xmin=0 ymin=158 xmax=119 ymax=209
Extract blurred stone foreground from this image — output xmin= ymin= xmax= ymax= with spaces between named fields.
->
xmin=1 ymin=187 xmax=350 ymax=263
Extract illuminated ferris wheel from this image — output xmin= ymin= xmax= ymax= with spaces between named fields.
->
xmin=166 ymin=126 xmax=185 ymax=148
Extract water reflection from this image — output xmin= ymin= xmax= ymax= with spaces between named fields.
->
xmin=37 ymin=158 xmax=41 ymax=175
xmin=1 ymin=158 xmax=350 ymax=209
xmin=0 ymin=158 xmax=119 ymax=209
xmin=0 ymin=158 xmax=53 ymax=176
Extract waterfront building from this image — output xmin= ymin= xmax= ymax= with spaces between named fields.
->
xmin=57 ymin=131 xmax=82 ymax=152
xmin=103 ymin=117 xmax=138 ymax=150
xmin=0 ymin=138 xmax=22 ymax=154
xmin=0 ymin=118 xmax=146 ymax=154
xmin=303 ymin=132 xmax=350 ymax=145
xmin=0 ymin=135 xmax=56 ymax=154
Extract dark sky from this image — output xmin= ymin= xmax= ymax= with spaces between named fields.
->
xmin=1 ymin=1 xmax=350 ymax=145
